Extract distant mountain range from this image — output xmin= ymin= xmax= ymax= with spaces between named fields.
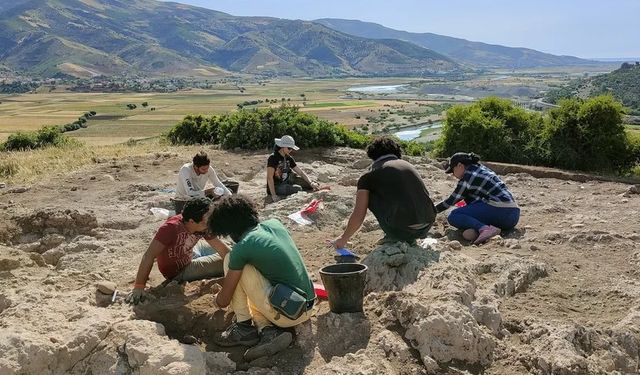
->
xmin=0 ymin=0 xmax=457 ymax=78
xmin=314 ymin=18 xmax=599 ymax=69
xmin=0 ymin=0 xmax=604 ymax=79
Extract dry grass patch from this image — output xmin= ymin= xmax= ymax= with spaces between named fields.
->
xmin=0 ymin=140 xmax=172 ymax=184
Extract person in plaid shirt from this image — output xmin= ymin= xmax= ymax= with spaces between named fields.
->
xmin=436 ymin=152 xmax=520 ymax=244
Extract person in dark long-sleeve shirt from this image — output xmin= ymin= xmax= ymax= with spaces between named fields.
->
xmin=436 ymin=152 xmax=519 ymax=244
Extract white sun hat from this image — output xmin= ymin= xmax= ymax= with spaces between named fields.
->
xmin=274 ymin=135 xmax=300 ymax=150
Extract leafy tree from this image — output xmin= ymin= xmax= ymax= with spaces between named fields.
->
xmin=434 ymin=97 xmax=544 ymax=165
xmin=542 ymin=96 xmax=634 ymax=171
xmin=435 ymin=96 xmax=635 ymax=172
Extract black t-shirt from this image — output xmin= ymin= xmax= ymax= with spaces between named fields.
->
xmin=357 ymin=156 xmax=435 ymax=230
xmin=266 ymin=152 xmax=297 ymax=189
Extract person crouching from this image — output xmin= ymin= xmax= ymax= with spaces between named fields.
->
xmin=207 ymin=195 xmax=316 ymax=361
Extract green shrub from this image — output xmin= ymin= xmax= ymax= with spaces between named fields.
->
xmin=435 ymin=95 xmax=637 ymax=173
xmin=35 ymin=126 xmax=67 ymax=148
xmin=627 ymin=130 xmax=640 ymax=166
xmin=400 ymin=140 xmax=428 ymax=156
xmin=2 ymin=126 xmax=69 ymax=151
xmin=542 ymin=96 xmax=634 ymax=172
xmin=3 ymin=132 xmax=38 ymax=151
xmin=166 ymin=105 xmax=374 ymax=151
xmin=434 ymin=97 xmax=544 ymax=165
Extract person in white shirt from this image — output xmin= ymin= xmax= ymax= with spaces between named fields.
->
xmin=174 ymin=151 xmax=232 ymax=213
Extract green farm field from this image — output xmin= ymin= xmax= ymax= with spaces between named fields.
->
xmin=0 ymin=78 xmax=417 ymax=145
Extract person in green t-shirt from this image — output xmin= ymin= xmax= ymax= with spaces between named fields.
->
xmin=207 ymin=195 xmax=316 ymax=361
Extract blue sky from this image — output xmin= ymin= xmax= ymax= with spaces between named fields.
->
xmin=165 ymin=0 xmax=639 ymax=58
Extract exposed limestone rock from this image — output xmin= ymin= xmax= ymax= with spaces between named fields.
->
xmin=493 ymin=260 xmax=548 ymax=297
xmin=362 ymin=242 xmax=440 ymax=293
xmin=393 ymin=297 xmax=496 ymax=369
xmin=316 ymin=352 xmax=396 ymax=374
xmin=14 ymin=208 xmax=98 ymax=242
xmin=351 ymin=158 xmax=371 ymax=170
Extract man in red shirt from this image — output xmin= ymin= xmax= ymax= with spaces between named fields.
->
xmin=126 ymin=197 xmax=230 ymax=304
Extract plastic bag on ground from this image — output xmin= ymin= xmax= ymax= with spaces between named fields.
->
xmin=150 ymin=207 xmax=174 ymax=220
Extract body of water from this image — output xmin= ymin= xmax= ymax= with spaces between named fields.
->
xmin=347 ymin=84 xmax=407 ymax=93
xmin=394 ymin=122 xmax=442 ymax=141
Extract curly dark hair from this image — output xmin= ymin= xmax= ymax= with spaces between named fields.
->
xmin=192 ymin=151 xmax=210 ymax=167
xmin=366 ymin=136 xmax=402 ymax=161
xmin=181 ymin=197 xmax=212 ymax=223
xmin=207 ymin=195 xmax=259 ymax=242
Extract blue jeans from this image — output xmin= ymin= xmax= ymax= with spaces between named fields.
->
xmin=447 ymin=201 xmax=520 ymax=231
xmin=170 ymin=240 xmax=223 ymax=282
xmin=192 ymin=240 xmax=215 ymax=258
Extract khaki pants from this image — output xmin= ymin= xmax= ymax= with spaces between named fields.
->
xmin=224 ymin=254 xmax=312 ymax=330
xmin=175 ymin=253 xmax=223 ymax=282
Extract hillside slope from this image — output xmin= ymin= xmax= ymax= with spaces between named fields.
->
xmin=546 ymin=62 xmax=640 ymax=114
xmin=0 ymin=0 xmax=458 ymax=78
xmin=315 ymin=18 xmax=598 ymax=69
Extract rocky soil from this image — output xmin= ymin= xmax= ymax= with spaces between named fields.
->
xmin=0 ymin=147 xmax=639 ymax=374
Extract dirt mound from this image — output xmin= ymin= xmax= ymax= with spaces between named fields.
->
xmin=362 ymin=242 xmax=440 ymax=292
xmin=1 ymin=147 xmax=640 ymax=374
xmin=12 ymin=208 xmax=98 ymax=244
xmin=261 ymin=189 xmax=355 ymax=231
xmin=505 ymin=317 xmax=640 ymax=374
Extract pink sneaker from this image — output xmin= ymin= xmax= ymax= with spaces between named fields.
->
xmin=474 ymin=225 xmax=501 ymax=244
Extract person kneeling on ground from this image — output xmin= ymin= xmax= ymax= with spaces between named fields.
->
xmin=333 ymin=136 xmax=436 ymax=248
xmin=126 ymin=197 xmax=229 ymax=304
xmin=207 ymin=195 xmax=316 ymax=361
xmin=436 ymin=152 xmax=520 ymax=244
xmin=266 ymin=135 xmax=319 ymax=203
xmin=174 ymin=151 xmax=232 ymax=213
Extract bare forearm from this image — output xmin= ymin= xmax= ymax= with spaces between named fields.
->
xmin=207 ymin=238 xmax=230 ymax=258
xmin=340 ymin=211 xmax=366 ymax=242
xmin=268 ymin=177 xmax=277 ymax=197
xmin=134 ymin=253 xmax=155 ymax=286
xmin=294 ymin=167 xmax=312 ymax=184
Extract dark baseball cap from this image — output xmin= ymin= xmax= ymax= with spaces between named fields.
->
xmin=444 ymin=152 xmax=471 ymax=173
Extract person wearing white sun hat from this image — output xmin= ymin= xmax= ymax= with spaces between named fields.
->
xmin=266 ymin=135 xmax=319 ymax=203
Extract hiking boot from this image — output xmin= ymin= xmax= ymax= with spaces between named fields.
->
xmin=215 ymin=321 xmax=259 ymax=347
xmin=243 ymin=326 xmax=293 ymax=361
xmin=474 ymin=225 xmax=501 ymax=244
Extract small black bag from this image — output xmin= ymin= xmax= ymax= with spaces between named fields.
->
xmin=222 ymin=180 xmax=240 ymax=194
xmin=268 ymin=283 xmax=308 ymax=320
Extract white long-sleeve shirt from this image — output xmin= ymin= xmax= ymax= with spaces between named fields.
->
xmin=175 ymin=163 xmax=231 ymax=200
